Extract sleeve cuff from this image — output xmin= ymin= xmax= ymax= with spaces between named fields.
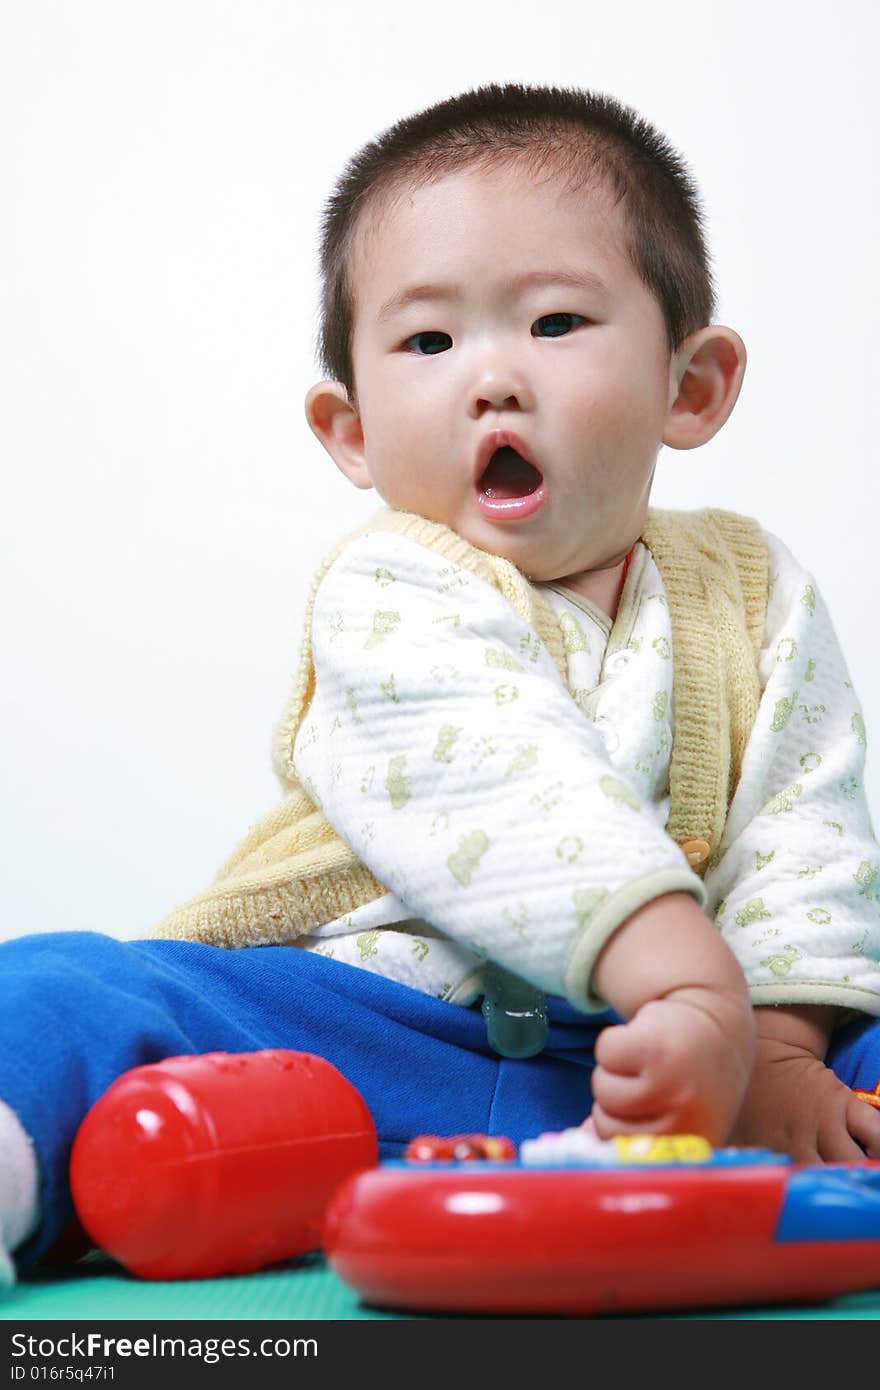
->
xmin=748 ymin=982 xmax=880 ymax=1015
xmin=563 ymin=869 xmax=708 ymax=1013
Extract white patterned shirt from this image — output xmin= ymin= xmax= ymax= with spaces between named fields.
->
xmin=291 ymin=527 xmax=880 ymax=1017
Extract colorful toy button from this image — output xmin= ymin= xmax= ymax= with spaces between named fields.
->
xmin=854 ymin=1079 xmax=880 ymax=1110
xmin=612 ymin=1134 xmax=714 ymax=1164
xmin=404 ymin=1133 xmax=516 ymax=1162
xmin=520 ymin=1128 xmax=714 ymax=1166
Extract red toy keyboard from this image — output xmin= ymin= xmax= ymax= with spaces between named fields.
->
xmin=322 ymin=1129 xmax=880 ymax=1315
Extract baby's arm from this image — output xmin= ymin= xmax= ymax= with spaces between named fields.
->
xmin=589 ymin=892 xmax=755 ymax=1145
xmin=731 ymin=1005 xmax=880 ymax=1161
xmin=701 ymin=531 xmax=880 ymax=1157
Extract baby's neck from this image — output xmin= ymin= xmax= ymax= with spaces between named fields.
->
xmin=556 ymin=555 xmax=628 ymax=621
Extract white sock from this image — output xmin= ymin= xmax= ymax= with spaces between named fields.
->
xmin=0 ymin=1100 xmax=41 ymax=1288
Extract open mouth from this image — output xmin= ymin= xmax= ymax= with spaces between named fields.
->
xmin=479 ymin=445 xmax=544 ymax=500
xmin=476 ymin=444 xmax=546 ymax=521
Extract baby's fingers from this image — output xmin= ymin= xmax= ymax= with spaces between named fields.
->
xmin=591 ymin=1067 xmax=658 ymax=1122
xmin=590 ymin=1098 xmax=675 ymax=1140
xmin=846 ymin=1096 xmax=880 ymax=1160
xmin=593 ymin=1021 xmax=650 ymax=1077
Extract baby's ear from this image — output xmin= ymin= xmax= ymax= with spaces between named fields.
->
xmin=662 ymin=326 xmax=747 ymax=450
xmin=304 ymin=381 xmax=373 ymax=489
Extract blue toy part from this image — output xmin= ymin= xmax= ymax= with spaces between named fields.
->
xmin=776 ymin=1163 xmax=880 ymax=1242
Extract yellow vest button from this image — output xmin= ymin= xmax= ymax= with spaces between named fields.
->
xmin=680 ymin=838 xmax=711 ymax=866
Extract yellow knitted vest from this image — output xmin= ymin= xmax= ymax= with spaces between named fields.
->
xmin=152 ymin=506 xmax=767 ymax=947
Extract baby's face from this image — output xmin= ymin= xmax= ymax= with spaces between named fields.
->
xmin=346 ymin=164 xmax=679 ymax=589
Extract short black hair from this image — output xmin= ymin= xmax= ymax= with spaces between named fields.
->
xmin=315 ymin=82 xmax=716 ymax=407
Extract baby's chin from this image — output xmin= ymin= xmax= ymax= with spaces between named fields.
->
xmin=437 ymin=513 xmax=580 ymax=580
xmin=386 ymin=498 xmax=611 ymax=586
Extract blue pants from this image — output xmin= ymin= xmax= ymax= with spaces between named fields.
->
xmin=2 ymin=931 xmax=879 ymax=1274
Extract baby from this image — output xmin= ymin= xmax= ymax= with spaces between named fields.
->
xmin=2 ymin=82 xmax=879 ymax=1286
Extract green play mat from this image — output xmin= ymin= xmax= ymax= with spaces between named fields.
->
xmin=2 ymin=1253 xmax=879 ymax=1320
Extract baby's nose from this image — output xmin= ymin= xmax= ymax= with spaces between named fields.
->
xmin=470 ymin=360 xmax=534 ymax=415
xmin=476 ymin=388 xmax=522 ymax=413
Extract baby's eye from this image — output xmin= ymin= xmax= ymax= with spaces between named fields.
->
xmin=403 ymin=331 xmax=453 ymax=355
xmin=532 ymin=313 xmax=588 ymax=338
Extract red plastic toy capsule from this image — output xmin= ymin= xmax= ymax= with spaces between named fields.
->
xmin=69 ymin=1050 xmax=377 ymax=1280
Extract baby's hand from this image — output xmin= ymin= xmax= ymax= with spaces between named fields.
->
xmin=730 ymin=1042 xmax=880 ymax=1162
xmin=588 ymin=891 xmax=754 ymax=1145
xmin=590 ymin=989 xmax=754 ymax=1146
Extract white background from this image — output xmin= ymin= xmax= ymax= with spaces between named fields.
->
xmin=2 ymin=0 xmax=877 ymax=941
